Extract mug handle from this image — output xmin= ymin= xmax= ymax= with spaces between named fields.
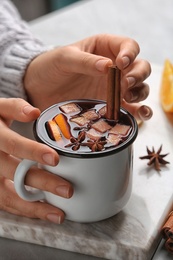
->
xmin=14 ymin=159 xmax=45 ymax=201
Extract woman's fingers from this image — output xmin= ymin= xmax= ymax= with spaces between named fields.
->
xmin=25 ymin=167 xmax=74 ymax=199
xmin=0 ymin=98 xmax=59 ymax=166
xmin=123 ymin=82 xmax=150 ymax=103
xmin=0 ymin=152 xmax=73 ymax=199
xmin=82 ymin=34 xmax=140 ymax=69
xmin=0 ymin=97 xmax=73 ymax=224
xmin=121 ymin=59 xmax=151 ymax=88
xmin=122 ymin=100 xmax=153 ymax=121
xmin=0 ymin=98 xmax=40 ymax=125
xmin=55 ymin=38 xmax=151 ymax=97
xmin=0 ymin=177 xmax=65 ymax=224
xmin=115 ymin=37 xmax=140 ymax=69
xmin=52 ymin=35 xmax=141 ymax=76
xmin=0 ymin=127 xmax=59 ymax=166
xmin=52 ymin=45 xmax=112 ymax=75
xmin=24 ymin=34 xmax=152 ymax=113
xmin=119 ymin=59 xmax=151 ymax=102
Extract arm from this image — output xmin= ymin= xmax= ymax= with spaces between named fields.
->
xmin=0 ymin=0 xmax=49 ymax=99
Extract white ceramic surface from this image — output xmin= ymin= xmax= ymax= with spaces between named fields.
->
xmin=1 ymin=64 xmax=173 ymax=260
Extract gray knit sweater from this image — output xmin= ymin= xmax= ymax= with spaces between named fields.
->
xmin=0 ymin=0 xmax=48 ymax=99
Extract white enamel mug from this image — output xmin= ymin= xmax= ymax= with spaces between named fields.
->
xmin=14 ymin=100 xmax=138 ymax=223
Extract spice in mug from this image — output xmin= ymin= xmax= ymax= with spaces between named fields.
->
xmin=45 ymin=100 xmax=132 ymax=153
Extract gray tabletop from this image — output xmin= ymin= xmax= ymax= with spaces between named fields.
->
xmin=1 ymin=0 xmax=173 ymax=259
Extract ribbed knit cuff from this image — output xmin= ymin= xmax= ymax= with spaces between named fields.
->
xmin=0 ymin=42 xmax=52 ymax=99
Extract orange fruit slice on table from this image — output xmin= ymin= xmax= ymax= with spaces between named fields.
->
xmin=160 ymin=59 xmax=173 ymax=112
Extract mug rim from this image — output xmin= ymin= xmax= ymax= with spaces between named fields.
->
xmin=33 ymin=99 xmax=138 ymax=158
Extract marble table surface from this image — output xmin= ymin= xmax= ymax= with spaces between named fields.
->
xmin=1 ymin=0 xmax=173 ymax=259
xmin=1 ymin=64 xmax=173 ymax=260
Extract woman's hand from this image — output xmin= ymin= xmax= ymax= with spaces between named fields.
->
xmin=0 ymin=98 xmax=73 ymax=223
xmin=24 ymin=34 xmax=152 ymax=121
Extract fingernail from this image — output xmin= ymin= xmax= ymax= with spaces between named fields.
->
xmin=23 ymin=105 xmax=34 ymax=115
xmin=42 ymin=153 xmax=56 ymax=166
xmin=124 ymin=91 xmax=138 ymax=102
xmin=122 ymin=56 xmax=130 ymax=68
xmin=56 ymin=185 xmax=73 ymax=198
xmin=46 ymin=213 xmax=63 ymax=224
xmin=95 ymin=59 xmax=111 ymax=72
xmin=127 ymin=77 xmax=136 ymax=87
xmin=138 ymin=105 xmax=153 ymax=120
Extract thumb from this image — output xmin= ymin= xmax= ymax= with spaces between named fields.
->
xmin=57 ymin=46 xmax=113 ymax=75
xmin=0 ymin=98 xmax=41 ymax=123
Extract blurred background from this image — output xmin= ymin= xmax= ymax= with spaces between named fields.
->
xmin=11 ymin=0 xmax=173 ymax=65
xmin=11 ymin=0 xmax=81 ymax=21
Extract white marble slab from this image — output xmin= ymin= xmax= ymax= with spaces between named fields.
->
xmin=0 ymin=64 xmax=173 ymax=260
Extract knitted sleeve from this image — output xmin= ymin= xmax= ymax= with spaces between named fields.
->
xmin=0 ymin=0 xmax=49 ymax=99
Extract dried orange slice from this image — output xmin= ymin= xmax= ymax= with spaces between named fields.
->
xmin=160 ymin=59 xmax=173 ymax=112
xmin=46 ymin=120 xmax=62 ymax=141
xmin=54 ymin=113 xmax=71 ymax=139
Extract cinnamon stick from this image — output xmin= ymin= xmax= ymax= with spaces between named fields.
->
xmin=161 ymin=211 xmax=173 ymax=254
xmin=162 ymin=212 xmax=173 ymax=239
xmin=165 ymin=238 xmax=173 ymax=254
xmin=106 ymin=66 xmax=121 ymax=121
xmin=168 ymin=227 xmax=173 ymax=240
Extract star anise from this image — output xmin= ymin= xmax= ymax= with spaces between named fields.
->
xmin=139 ymin=145 xmax=170 ymax=171
xmin=65 ymin=131 xmax=85 ymax=151
xmin=82 ymin=138 xmax=107 ymax=152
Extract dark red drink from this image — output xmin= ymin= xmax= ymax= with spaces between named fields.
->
xmin=34 ymin=100 xmax=138 ymax=157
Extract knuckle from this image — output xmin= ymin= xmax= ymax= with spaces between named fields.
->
xmin=43 ymin=181 xmax=51 ymax=192
xmin=25 ymin=207 xmax=39 ymax=218
xmin=139 ymin=59 xmax=152 ymax=79
xmin=11 ymin=98 xmax=25 ymax=109
xmin=57 ymin=45 xmax=74 ymax=61
xmin=24 ymin=202 xmax=46 ymax=219
xmin=32 ymin=207 xmax=43 ymax=219
xmin=3 ymin=195 xmax=13 ymax=208
xmin=144 ymin=60 xmax=152 ymax=76
xmin=125 ymin=38 xmax=140 ymax=56
xmin=30 ymin=144 xmax=45 ymax=162
xmin=0 ymin=178 xmax=15 ymax=210
xmin=81 ymin=55 xmax=90 ymax=66
xmin=40 ymin=176 xmax=53 ymax=192
xmin=6 ymin=137 xmax=17 ymax=155
xmin=129 ymin=38 xmax=140 ymax=53
xmin=0 ymin=193 xmax=14 ymax=210
xmin=15 ymin=98 xmax=25 ymax=105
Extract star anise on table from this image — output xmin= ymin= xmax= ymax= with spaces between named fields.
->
xmin=82 ymin=138 xmax=107 ymax=152
xmin=139 ymin=145 xmax=170 ymax=171
xmin=65 ymin=131 xmax=86 ymax=151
